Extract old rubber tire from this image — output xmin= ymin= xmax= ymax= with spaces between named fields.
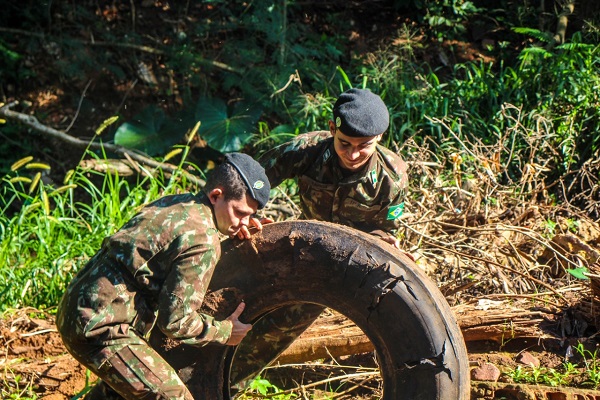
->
xmin=151 ymin=220 xmax=470 ymax=399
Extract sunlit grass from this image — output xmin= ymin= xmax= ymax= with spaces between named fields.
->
xmin=0 ymin=149 xmax=199 ymax=313
xmin=506 ymin=343 xmax=600 ymax=389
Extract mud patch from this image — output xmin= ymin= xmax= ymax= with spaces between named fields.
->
xmin=0 ymin=310 xmax=96 ymax=399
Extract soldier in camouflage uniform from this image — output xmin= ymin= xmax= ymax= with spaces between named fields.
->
xmin=56 ymin=153 xmax=271 ymax=400
xmin=231 ymin=88 xmax=409 ymax=386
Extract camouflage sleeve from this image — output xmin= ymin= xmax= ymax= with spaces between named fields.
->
xmin=259 ymin=131 xmax=330 ymax=187
xmin=156 ymin=239 xmax=232 ymax=346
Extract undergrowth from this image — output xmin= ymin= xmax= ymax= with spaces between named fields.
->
xmin=0 ymin=144 xmax=201 ymax=312
xmin=507 ymin=343 xmax=600 ymax=389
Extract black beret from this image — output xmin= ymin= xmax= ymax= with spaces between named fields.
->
xmin=225 ymin=152 xmax=271 ymax=209
xmin=332 ymin=88 xmax=389 ymax=137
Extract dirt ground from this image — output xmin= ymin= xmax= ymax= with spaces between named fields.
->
xmin=0 ymin=310 xmax=89 ymax=399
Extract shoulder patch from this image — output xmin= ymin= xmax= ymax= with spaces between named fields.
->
xmin=387 ymin=203 xmax=404 ymax=220
xmin=370 ymin=169 xmax=378 ymax=186
xmin=323 ymin=148 xmax=331 ymax=163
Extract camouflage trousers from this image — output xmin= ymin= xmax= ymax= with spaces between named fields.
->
xmin=230 ymin=303 xmax=325 ymax=386
xmin=63 ymin=339 xmax=193 ymax=400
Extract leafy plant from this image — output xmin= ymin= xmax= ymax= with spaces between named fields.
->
xmin=507 ymin=364 xmax=574 ymax=387
xmin=114 ymin=106 xmax=190 ymax=155
xmin=575 ymin=343 xmax=600 ymax=389
xmin=237 ymin=375 xmax=296 ymax=400
xmin=0 ymin=367 xmax=38 ymax=400
xmin=566 ymin=267 xmax=590 ymax=281
xmin=508 ymin=344 xmax=600 ymax=389
xmin=194 ymin=97 xmax=262 ymax=153
xmin=424 ymin=0 xmax=481 ymax=40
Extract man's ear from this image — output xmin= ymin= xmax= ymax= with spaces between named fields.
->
xmin=328 ymin=120 xmax=336 ymax=135
xmin=208 ymin=188 xmax=223 ymax=205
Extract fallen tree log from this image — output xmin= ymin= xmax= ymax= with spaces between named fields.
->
xmin=452 ymin=299 xmax=557 ymax=343
xmin=273 ymin=311 xmax=374 ymax=364
xmin=275 ymin=300 xmax=560 ymax=364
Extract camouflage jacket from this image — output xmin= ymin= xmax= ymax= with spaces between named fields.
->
xmin=260 ymin=131 xmax=408 ymax=236
xmin=57 ymin=192 xmax=232 ymax=349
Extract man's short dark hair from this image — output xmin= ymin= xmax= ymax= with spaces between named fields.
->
xmin=204 ymin=162 xmax=248 ymax=202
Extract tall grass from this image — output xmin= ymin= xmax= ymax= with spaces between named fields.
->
xmin=0 ymin=147 xmax=199 ymax=312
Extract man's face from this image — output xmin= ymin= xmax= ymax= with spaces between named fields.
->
xmin=209 ymin=188 xmax=258 ymax=238
xmin=330 ymin=120 xmax=381 ymax=171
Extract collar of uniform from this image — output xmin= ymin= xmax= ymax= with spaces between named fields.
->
xmin=195 ymin=191 xmax=222 ymax=236
xmin=196 ymin=191 xmax=211 ymax=206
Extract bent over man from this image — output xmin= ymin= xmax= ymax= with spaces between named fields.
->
xmin=231 ymin=88 xmax=410 ymax=386
xmin=57 ymin=153 xmax=271 ymax=400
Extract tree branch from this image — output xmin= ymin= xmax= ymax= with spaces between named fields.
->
xmin=550 ymin=0 xmax=575 ymax=48
xmin=0 ymin=101 xmax=205 ymax=188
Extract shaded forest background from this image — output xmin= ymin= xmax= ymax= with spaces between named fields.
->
xmin=2 ymin=0 xmax=599 ymax=183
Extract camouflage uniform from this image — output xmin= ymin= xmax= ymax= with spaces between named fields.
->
xmin=230 ymin=131 xmax=408 ymax=385
xmin=57 ymin=192 xmax=232 ymax=400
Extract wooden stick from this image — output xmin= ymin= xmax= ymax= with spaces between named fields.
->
xmin=0 ymin=102 xmax=205 ymax=188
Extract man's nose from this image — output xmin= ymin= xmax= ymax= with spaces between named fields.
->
xmin=347 ymin=148 xmax=360 ymax=160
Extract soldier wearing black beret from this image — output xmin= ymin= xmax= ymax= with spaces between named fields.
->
xmin=57 ymin=153 xmax=270 ymax=399
xmin=230 ymin=88 xmax=411 ymax=388
xmin=260 ymin=87 xmax=408 ymax=239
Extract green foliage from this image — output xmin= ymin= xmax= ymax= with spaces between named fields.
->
xmin=351 ymin=25 xmax=600 ymax=190
xmin=0 ymin=40 xmax=22 ymax=68
xmin=514 ymin=33 xmax=600 ymax=169
xmin=566 ymin=267 xmax=590 ymax=281
xmin=507 ymin=344 xmax=600 ymax=389
xmin=287 ymin=91 xmax=336 ymax=134
xmin=112 ymin=97 xmax=263 ymax=155
xmin=0 ymin=123 xmax=36 ymax=176
xmin=114 ymin=106 xmax=190 ymax=155
xmin=575 ymin=343 xmax=600 ymax=388
xmin=0 ymin=372 xmax=38 ymax=400
xmin=237 ymin=375 xmax=297 ymax=400
xmin=162 ymin=1 xmax=349 ymax=114
xmin=194 ymin=98 xmax=261 ymax=153
xmin=424 ymin=0 xmax=481 ymax=40
xmin=507 ymin=364 xmax=574 ymax=387
xmin=4 ymin=1 xmax=596 ymax=179
xmin=390 ymin=0 xmax=482 ymax=40
xmin=0 ymin=147 xmax=200 ymax=312
xmin=512 ymin=27 xmax=554 ymax=43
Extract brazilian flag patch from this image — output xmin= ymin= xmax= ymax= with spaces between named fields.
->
xmin=387 ymin=203 xmax=404 ymax=220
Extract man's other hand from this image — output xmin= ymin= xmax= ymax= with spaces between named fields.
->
xmin=225 ymin=302 xmax=252 ymax=346
xmin=236 ymin=217 xmax=274 ymax=240
xmin=381 ymin=235 xmax=415 ymax=261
